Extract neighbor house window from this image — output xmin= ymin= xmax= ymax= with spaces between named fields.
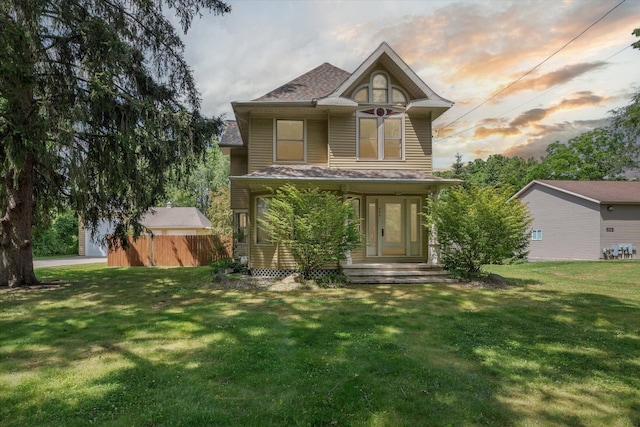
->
xmin=531 ymin=230 xmax=542 ymax=241
xmin=275 ymin=119 xmax=304 ymax=162
xmin=357 ymin=108 xmax=404 ymax=160
xmin=256 ymin=197 xmax=271 ymax=244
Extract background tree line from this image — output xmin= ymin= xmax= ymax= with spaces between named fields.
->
xmin=436 ymin=89 xmax=640 ymax=194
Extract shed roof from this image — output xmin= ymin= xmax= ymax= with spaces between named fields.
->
xmin=514 ymin=180 xmax=640 ymax=204
xmin=141 ymin=207 xmax=211 ymax=229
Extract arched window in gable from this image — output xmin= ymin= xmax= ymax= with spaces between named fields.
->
xmin=352 ymin=72 xmax=408 ymax=105
xmin=372 ymin=73 xmax=388 ymax=103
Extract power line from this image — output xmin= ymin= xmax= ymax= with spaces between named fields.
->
xmin=436 ymin=0 xmax=627 ymax=133
xmin=434 ymin=43 xmax=633 ymax=142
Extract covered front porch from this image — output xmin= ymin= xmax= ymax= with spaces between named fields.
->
xmin=230 ymin=165 xmax=460 ymax=282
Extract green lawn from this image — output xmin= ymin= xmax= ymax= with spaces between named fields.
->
xmin=1 ymin=262 xmax=639 ymax=426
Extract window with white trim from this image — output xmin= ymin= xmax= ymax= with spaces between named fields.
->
xmin=357 ymin=108 xmax=404 ymax=160
xmin=351 ymin=71 xmax=408 ymax=105
xmin=274 ymin=119 xmax=305 ymax=162
xmin=531 ymin=230 xmax=542 ymax=241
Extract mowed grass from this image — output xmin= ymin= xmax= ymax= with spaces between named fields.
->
xmin=1 ymin=262 xmax=639 ymax=426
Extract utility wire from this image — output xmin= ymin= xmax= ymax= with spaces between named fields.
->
xmin=434 ymin=43 xmax=633 ymax=142
xmin=436 ymin=0 xmax=627 ymax=133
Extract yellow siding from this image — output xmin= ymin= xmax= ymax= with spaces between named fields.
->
xmin=329 ymin=113 xmax=432 ymax=173
xmin=350 ymin=246 xmax=366 ymax=264
xmin=328 ymin=114 xmax=356 ymax=165
xmin=249 ymin=118 xmax=273 ymax=172
xmin=306 ymin=119 xmax=328 ymax=164
xmin=230 ymin=151 xmax=249 ymax=209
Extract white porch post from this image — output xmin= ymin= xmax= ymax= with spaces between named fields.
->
xmin=428 ymin=223 xmax=440 ymax=265
xmin=343 ymin=194 xmax=353 ymax=265
xmin=427 ymin=191 xmax=440 ymax=266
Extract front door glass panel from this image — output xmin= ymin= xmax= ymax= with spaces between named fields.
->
xmin=382 ymin=200 xmax=405 ymax=255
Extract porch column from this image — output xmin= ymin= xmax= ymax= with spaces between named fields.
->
xmin=343 ymin=194 xmax=354 ymax=265
xmin=427 ymin=191 xmax=440 ymax=266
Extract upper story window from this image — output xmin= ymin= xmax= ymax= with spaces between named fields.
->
xmin=357 ymin=107 xmax=404 ymax=161
xmin=352 ymin=72 xmax=409 ymax=105
xmin=274 ymin=119 xmax=305 ymax=162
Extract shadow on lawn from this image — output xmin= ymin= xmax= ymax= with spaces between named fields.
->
xmin=1 ymin=267 xmax=639 ymax=425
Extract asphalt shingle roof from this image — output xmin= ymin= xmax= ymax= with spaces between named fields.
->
xmin=536 ymin=180 xmax=640 ymax=203
xmin=232 ymin=165 xmax=453 ymax=182
xmin=253 ymin=63 xmax=351 ymax=102
xmin=219 ymin=120 xmax=243 ymax=147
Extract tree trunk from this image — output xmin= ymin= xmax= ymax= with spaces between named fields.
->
xmin=0 ymin=159 xmax=38 ymax=288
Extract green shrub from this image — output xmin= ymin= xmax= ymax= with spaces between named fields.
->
xmin=260 ymin=185 xmax=362 ymax=280
xmin=425 ymin=185 xmax=531 ymax=280
xmin=210 ymin=258 xmax=247 ymax=274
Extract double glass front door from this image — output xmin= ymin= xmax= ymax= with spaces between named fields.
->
xmin=366 ymin=197 xmax=421 ymax=257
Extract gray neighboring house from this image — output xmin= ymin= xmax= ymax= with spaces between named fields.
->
xmin=79 ymin=206 xmax=211 ymax=257
xmin=514 ymin=180 xmax=640 ymax=261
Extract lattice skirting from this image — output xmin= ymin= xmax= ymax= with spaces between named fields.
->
xmin=250 ymin=268 xmax=340 ymax=279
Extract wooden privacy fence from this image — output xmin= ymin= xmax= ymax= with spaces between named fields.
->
xmin=108 ymin=235 xmax=232 ymax=267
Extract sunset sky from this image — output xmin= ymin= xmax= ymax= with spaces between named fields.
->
xmin=178 ymin=0 xmax=640 ymax=170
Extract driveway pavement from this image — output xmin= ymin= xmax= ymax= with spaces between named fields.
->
xmin=34 ymin=257 xmax=107 ymax=269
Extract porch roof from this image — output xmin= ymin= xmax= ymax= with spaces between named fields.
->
xmin=230 ymin=165 xmax=460 ymax=192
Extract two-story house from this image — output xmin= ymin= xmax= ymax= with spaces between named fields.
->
xmin=220 ymin=42 xmax=460 ymax=283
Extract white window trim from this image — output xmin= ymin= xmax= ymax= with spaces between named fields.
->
xmin=273 ymin=118 xmax=306 ymax=163
xmin=531 ymin=230 xmax=542 ymax=241
xmin=356 ymin=108 xmax=406 ymax=161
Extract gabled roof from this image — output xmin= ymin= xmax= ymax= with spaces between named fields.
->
xmin=231 ymin=42 xmax=454 ymax=143
xmin=219 ymin=120 xmax=243 ymax=147
xmin=514 ymin=180 xmax=640 ymax=204
xmin=142 ymin=207 xmax=211 ymax=229
xmin=253 ymin=63 xmax=351 ymax=102
xmin=328 ymin=42 xmax=453 ymax=105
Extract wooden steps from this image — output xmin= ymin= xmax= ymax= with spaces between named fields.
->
xmin=340 ymin=262 xmax=457 ymax=285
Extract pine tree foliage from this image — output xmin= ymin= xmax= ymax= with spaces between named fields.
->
xmin=260 ymin=185 xmax=363 ymax=280
xmin=0 ymin=0 xmax=230 ymax=287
